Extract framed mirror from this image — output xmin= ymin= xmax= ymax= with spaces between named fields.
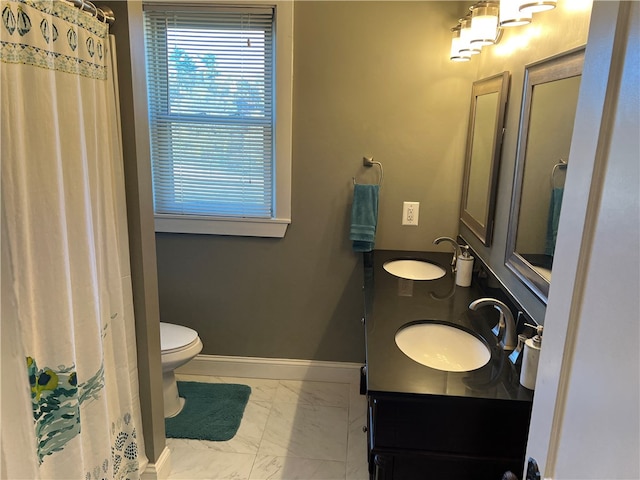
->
xmin=460 ymin=72 xmax=510 ymax=247
xmin=506 ymin=48 xmax=585 ymax=303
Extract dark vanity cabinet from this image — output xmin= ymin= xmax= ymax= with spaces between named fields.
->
xmin=363 ymin=250 xmax=534 ymax=480
xmin=366 ymin=393 xmax=532 ymax=479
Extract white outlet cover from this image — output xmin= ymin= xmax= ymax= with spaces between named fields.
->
xmin=402 ymin=201 xmax=419 ymax=226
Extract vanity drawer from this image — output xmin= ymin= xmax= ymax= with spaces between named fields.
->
xmin=388 ymin=451 xmax=525 ymax=480
xmin=371 ymin=394 xmax=531 ymax=459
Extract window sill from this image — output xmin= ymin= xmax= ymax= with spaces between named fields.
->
xmin=155 ymin=215 xmax=290 ymax=238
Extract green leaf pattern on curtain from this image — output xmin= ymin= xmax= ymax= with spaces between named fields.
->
xmin=0 ymin=0 xmax=107 ymax=79
xmin=27 ymin=357 xmax=105 ymax=463
xmin=26 ymin=355 xmax=140 ymax=478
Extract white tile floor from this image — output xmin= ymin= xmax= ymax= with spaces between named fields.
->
xmin=167 ymin=374 xmax=370 ymax=480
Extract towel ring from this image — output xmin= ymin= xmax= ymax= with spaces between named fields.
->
xmin=353 ymin=157 xmax=383 ymax=186
xmin=550 ymin=158 xmax=567 ymax=189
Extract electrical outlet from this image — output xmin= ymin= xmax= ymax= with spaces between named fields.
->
xmin=402 ymin=201 xmax=419 ymax=226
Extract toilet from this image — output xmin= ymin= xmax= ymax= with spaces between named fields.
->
xmin=160 ymin=322 xmax=203 ymax=418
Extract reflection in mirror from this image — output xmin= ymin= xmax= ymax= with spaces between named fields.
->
xmin=460 ymin=72 xmax=510 ymax=246
xmin=506 ymin=48 xmax=584 ymax=303
xmin=467 ymin=93 xmax=499 ymax=222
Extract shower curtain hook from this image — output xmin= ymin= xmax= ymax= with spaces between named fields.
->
xmin=88 ymin=1 xmax=99 ymax=18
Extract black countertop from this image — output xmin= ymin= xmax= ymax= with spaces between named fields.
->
xmin=364 ymin=249 xmax=533 ymax=403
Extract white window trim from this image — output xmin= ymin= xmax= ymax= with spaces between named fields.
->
xmin=141 ymin=0 xmax=293 ymax=238
xmin=155 ymin=215 xmax=291 ymax=237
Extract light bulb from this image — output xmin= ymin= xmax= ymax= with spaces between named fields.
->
xmin=459 ymin=16 xmax=481 ymax=55
xmin=470 ymin=2 xmax=500 ymax=47
xmin=450 ymin=26 xmax=471 ymax=62
xmin=499 ymin=0 xmax=532 ymax=27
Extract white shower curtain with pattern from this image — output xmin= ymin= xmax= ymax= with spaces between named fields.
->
xmin=1 ymin=1 xmax=146 ymax=478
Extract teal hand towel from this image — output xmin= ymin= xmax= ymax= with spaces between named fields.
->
xmin=545 ymin=187 xmax=564 ymax=256
xmin=350 ymin=184 xmax=380 ymax=252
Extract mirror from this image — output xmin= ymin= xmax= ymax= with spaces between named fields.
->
xmin=460 ymin=72 xmax=510 ymax=246
xmin=506 ymin=48 xmax=585 ymax=303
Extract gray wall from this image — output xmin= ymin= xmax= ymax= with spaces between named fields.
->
xmin=459 ymin=2 xmax=593 ymax=323
xmin=155 ymin=1 xmax=475 ymax=362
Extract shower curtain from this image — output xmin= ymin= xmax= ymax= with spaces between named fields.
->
xmin=1 ymin=1 xmax=146 ymax=478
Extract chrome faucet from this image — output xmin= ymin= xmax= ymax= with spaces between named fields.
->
xmin=433 ymin=236 xmax=462 ymax=271
xmin=468 ymin=298 xmax=517 ymax=352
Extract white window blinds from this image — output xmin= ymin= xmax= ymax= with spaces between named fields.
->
xmin=144 ymin=6 xmax=275 ymax=218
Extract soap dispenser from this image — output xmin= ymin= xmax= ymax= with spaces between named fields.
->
xmin=520 ymin=324 xmax=543 ymax=390
xmin=455 ymin=245 xmax=474 ymax=287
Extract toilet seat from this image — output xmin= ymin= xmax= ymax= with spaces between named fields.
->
xmin=160 ymin=322 xmax=199 ymax=354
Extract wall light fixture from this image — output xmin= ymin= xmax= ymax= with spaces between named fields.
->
xmin=449 ymin=0 xmax=557 ymax=62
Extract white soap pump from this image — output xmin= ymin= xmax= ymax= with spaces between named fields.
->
xmin=455 ymin=245 xmax=474 ymax=287
xmin=520 ymin=324 xmax=543 ymax=390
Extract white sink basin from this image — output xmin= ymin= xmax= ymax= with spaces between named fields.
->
xmin=383 ymin=259 xmax=446 ymax=281
xmin=395 ymin=322 xmax=491 ymax=372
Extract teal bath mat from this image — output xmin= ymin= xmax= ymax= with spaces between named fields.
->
xmin=165 ymin=381 xmax=251 ymax=441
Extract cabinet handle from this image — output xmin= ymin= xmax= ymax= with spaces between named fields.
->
xmin=362 ymin=425 xmax=368 ymax=433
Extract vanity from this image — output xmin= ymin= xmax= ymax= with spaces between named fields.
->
xmin=363 ymin=250 xmax=533 ymax=480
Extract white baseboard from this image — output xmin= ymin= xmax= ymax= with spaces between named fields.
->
xmin=176 ymin=354 xmax=362 ymax=385
xmin=141 ymin=446 xmax=172 ymax=480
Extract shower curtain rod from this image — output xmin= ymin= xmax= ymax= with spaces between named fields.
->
xmin=67 ymin=0 xmax=115 ymax=24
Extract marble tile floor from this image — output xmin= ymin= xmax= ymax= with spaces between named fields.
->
xmin=167 ymin=374 xmax=370 ymax=480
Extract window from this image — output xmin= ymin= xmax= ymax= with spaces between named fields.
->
xmin=143 ymin=3 xmax=292 ymax=237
